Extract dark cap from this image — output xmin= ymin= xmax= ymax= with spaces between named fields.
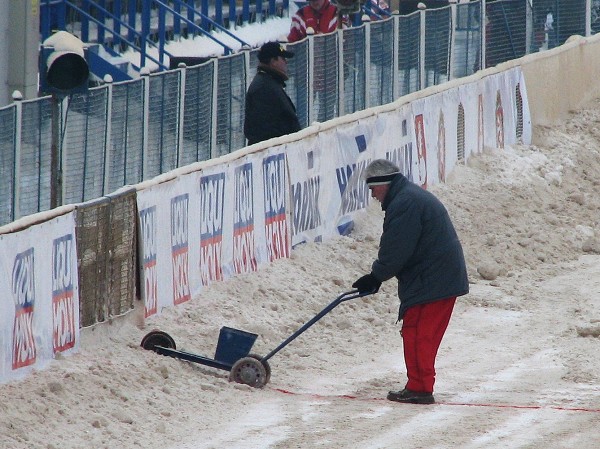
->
xmin=257 ymin=42 xmax=294 ymax=63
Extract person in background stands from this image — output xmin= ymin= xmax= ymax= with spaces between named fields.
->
xmin=352 ymin=159 xmax=469 ymax=405
xmin=244 ymin=42 xmax=301 ymax=146
xmin=287 ymin=0 xmax=340 ymax=43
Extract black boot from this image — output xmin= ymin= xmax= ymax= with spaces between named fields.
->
xmin=387 ymin=388 xmax=435 ymax=404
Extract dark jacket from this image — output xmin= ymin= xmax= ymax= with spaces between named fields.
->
xmin=371 ymin=174 xmax=469 ymax=319
xmin=244 ymin=66 xmax=301 ymax=146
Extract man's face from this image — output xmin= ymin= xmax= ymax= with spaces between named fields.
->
xmin=269 ymin=56 xmax=288 ymax=76
xmin=308 ymin=0 xmax=326 ymax=11
xmin=369 ymin=184 xmax=389 ymax=203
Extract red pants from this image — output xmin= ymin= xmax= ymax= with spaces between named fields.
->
xmin=401 ymin=296 xmax=456 ymax=393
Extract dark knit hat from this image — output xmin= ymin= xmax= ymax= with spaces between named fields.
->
xmin=258 ymin=42 xmax=294 ymax=63
xmin=364 ymin=159 xmax=401 ymax=186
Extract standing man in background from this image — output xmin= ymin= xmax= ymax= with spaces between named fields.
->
xmin=244 ymin=42 xmax=301 ymax=146
xmin=352 ymin=159 xmax=469 ymax=404
xmin=287 ymin=0 xmax=340 ymax=43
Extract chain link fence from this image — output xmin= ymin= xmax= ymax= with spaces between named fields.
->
xmin=285 ymin=39 xmax=310 ymax=128
xmin=1 ymin=0 xmax=598 ymax=227
xmin=109 ymin=79 xmax=146 ymax=191
xmin=342 ymin=26 xmax=367 ymax=115
xmin=20 ymin=98 xmax=53 ymax=217
xmin=181 ymin=63 xmax=214 ymax=165
xmin=398 ymin=12 xmax=422 ymax=95
xmin=369 ymin=19 xmax=395 ymax=107
xmin=313 ymin=33 xmax=340 ymax=123
xmin=216 ymin=53 xmax=247 ymax=156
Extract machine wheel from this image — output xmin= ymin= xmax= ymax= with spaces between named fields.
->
xmin=247 ymin=353 xmax=271 ymax=384
xmin=229 ymin=356 xmax=268 ymax=388
xmin=141 ymin=330 xmax=176 ymax=351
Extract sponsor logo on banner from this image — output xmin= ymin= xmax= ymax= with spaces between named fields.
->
xmin=200 ymin=173 xmax=225 ymax=284
xmin=291 ymin=175 xmax=322 ymax=241
xmin=386 ymin=119 xmax=414 ymax=181
xmin=233 ymin=163 xmax=257 ymax=274
xmin=336 ymin=160 xmax=370 ymax=235
xmin=414 ymin=114 xmax=428 ymax=188
xmin=337 ymin=162 xmax=370 ymax=214
xmin=478 ymin=94 xmax=484 ymax=154
xmin=140 ymin=207 xmax=158 ymax=317
xmin=263 ymin=153 xmax=289 ymax=261
xmin=355 ymin=134 xmax=367 ymax=152
xmin=438 ymin=111 xmax=446 ymax=183
xmin=12 ymin=248 xmax=36 ymax=369
xmin=52 ymin=235 xmax=76 ymax=353
xmin=171 ymin=194 xmax=191 ymax=305
xmin=495 ymin=91 xmax=505 ymax=149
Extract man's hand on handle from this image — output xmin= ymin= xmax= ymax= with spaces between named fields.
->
xmin=352 ymin=273 xmax=382 ymax=294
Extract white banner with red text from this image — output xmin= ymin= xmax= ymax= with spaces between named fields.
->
xmin=0 ymin=212 xmax=79 ymax=382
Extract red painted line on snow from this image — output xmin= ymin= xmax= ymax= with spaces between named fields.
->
xmin=272 ymin=388 xmax=600 ymax=413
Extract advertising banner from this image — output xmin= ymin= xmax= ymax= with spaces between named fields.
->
xmin=229 ymin=157 xmax=259 ymax=276
xmin=456 ymin=82 xmax=482 ymax=160
xmin=333 ymin=119 xmax=375 ymax=235
xmin=197 ymin=164 xmax=228 ymax=288
xmin=137 ymin=174 xmax=202 ymax=317
xmin=375 ymin=105 xmax=417 ymax=182
xmin=260 ymin=146 xmax=291 ymax=261
xmin=287 ymin=134 xmax=332 ymax=247
xmin=0 ymin=213 xmax=79 ymax=382
xmin=137 ymin=148 xmax=292 ymax=317
xmin=501 ymin=68 xmax=532 ymax=145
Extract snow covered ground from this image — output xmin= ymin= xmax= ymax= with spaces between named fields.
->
xmin=2 ymin=93 xmax=600 ymax=448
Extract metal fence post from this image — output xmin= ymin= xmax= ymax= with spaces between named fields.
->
xmin=244 ymin=47 xmax=251 ymax=91
xmin=365 ymin=21 xmax=371 ymax=108
xmin=449 ymin=1 xmax=457 ymax=81
xmin=211 ymin=60 xmax=218 ymax=158
xmin=243 ymin=49 xmax=251 ymax=148
xmin=338 ymin=28 xmax=345 ymax=117
xmin=51 ymin=94 xmax=62 ymax=209
xmin=103 ymin=75 xmax=114 ymax=195
xmin=177 ymin=63 xmax=187 ymax=168
xmin=308 ymin=34 xmax=315 ymax=124
xmin=586 ymin=0 xmax=592 ymax=36
xmin=419 ymin=3 xmax=427 ymax=91
xmin=393 ymin=12 xmax=400 ymax=99
xmin=525 ymin=0 xmax=533 ymax=53
xmin=141 ymin=67 xmax=151 ymax=180
xmin=13 ymin=91 xmax=22 ymax=222
xmin=480 ymin=0 xmax=486 ymax=70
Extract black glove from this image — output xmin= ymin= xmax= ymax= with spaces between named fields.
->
xmin=352 ymin=273 xmax=382 ymax=294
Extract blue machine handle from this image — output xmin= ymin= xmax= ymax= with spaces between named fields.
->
xmin=261 ymin=289 xmax=374 ymax=363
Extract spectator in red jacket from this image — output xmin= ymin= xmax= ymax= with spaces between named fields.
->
xmin=287 ymin=0 xmax=340 ymax=43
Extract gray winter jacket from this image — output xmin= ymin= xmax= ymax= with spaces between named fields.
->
xmin=371 ymin=174 xmax=469 ymax=319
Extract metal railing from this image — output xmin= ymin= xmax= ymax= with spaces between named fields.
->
xmin=40 ymin=0 xmax=285 ymax=67
xmin=0 ymin=0 xmax=596 ymax=227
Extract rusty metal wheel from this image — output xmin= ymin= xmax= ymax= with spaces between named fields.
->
xmin=247 ymin=353 xmax=271 ymax=384
xmin=141 ymin=330 xmax=176 ymax=351
xmin=229 ymin=356 xmax=268 ymax=388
